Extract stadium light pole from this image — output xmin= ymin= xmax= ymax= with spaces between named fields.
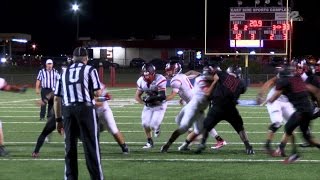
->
xmin=72 ymin=3 xmax=80 ymax=41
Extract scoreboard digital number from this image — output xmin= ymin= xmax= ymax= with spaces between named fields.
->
xmin=230 ymin=7 xmax=290 ymax=47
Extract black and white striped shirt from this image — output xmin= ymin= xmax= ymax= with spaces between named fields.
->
xmin=54 ymin=63 xmax=101 ymax=104
xmin=37 ymin=68 xmax=60 ymax=89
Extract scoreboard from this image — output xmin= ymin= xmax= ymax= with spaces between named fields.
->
xmin=230 ymin=7 xmax=290 ymax=47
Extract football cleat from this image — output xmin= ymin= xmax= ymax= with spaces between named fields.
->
xmin=19 ymin=86 xmax=27 ymax=93
xmin=178 ymin=143 xmax=190 ymax=151
xmin=283 ymin=154 xmax=300 ymax=164
xmin=142 ymin=142 xmax=154 ymax=149
xmin=299 ymin=142 xmax=313 ymax=148
xmin=264 ymin=143 xmax=273 ymax=155
xmin=272 ymin=147 xmax=286 ymax=157
xmin=160 ymin=144 xmax=170 ymax=153
xmin=195 ymin=144 xmax=206 ymax=154
xmin=32 ymin=152 xmax=39 ymax=158
xmin=122 ymin=144 xmax=129 ymax=155
xmin=246 ymin=145 xmax=255 ymax=155
xmin=0 ymin=146 xmax=9 ymax=157
xmin=211 ymin=140 xmax=227 ymax=150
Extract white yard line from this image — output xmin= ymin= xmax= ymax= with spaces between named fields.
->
xmin=107 ymin=88 xmax=136 ymax=92
xmin=5 ymin=130 xmax=320 ymax=133
xmin=1 ymin=158 xmax=320 ymax=163
xmin=1 ymin=122 xmax=274 ymax=125
xmin=0 ymin=98 xmax=40 ymax=104
xmin=0 ymin=115 xmax=271 ymax=119
xmin=3 ymin=141 xmax=319 ymax=145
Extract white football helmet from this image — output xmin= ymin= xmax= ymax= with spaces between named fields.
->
xmin=165 ymin=61 xmax=182 ymax=77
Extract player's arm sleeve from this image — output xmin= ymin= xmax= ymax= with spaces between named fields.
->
xmin=166 ymin=80 xmax=181 ymax=101
xmin=135 ymin=78 xmax=145 ymax=104
xmin=157 ymin=77 xmax=167 ymax=100
xmin=306 ymin=83 xmax=320 ymax=106
xmin=135 ymin=89 xmax=144 ymax=104
xmin=267 ymin=79 xmax=285 ymax=103
xmin=258 ymin=76 xmax=277 ymax=97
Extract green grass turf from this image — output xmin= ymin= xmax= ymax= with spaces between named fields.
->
xmin=0 ymin=87 xmax=320 ymax=180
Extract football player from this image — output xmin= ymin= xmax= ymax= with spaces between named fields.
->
xmin=165 ymin=61 xmax=227 ymax=150
xmin=0 ymin=77 xmax=27 ymax=156
xmin=257 ymin=66 xmax=295 ymax=155
xmin=195 ymin=65 xmax=254 ymax=155
xmin=95 ymin=84 xmax=129 ymax=154
xmin=135 ymin=63 xmax=167 ymax=149
xmin=0 ymin=78 xmax=27 ymax=93
xmin=265 ymin=64 xmax=320 ymax=163
xmin=160 ymin=66 xmax=219 ymax=153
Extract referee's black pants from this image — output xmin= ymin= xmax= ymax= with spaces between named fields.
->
xmin=40 ymin=88 xmax=53 ymax=119
xmin=63 ymin=103 xmax=104 ymax=180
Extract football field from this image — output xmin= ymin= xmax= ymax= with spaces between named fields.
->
xmin=0 ymin=87 xmax=320 ymax=180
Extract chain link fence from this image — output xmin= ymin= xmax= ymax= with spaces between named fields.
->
xmin=2 ymin=69 xmax=275 ymax=87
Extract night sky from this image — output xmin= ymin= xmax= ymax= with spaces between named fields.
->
xmin=1 ymin=0 xmax=319 ymax=56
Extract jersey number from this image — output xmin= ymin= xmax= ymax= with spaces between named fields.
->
xmin=69 ymin=67 xmax=82 ymax=83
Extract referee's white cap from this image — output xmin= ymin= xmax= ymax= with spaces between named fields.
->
xmin=46 ymin=59 xmax=53 ymax=64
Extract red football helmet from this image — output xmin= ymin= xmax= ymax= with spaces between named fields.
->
xmin=141 ymin=63 xmax=156 ymax=83
xmin=165 ymin=61 xmax=182 ymax=77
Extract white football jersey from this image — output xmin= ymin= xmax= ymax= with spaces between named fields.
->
xmin=137 ymin=74 xmax=167 ymax=96
xmin=170 ymin=73 xmax=193 ymax=103
xmin=192 ymin=75 xmax=211 ymax=96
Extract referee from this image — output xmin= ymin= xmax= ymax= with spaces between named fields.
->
xmin=54 ymin=47 xmax=104 ymax=180
xmin=35 ymin=59 xmax=59 ymax=121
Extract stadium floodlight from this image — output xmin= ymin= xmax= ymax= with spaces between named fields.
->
xmin=255 ymin=0 xmax=261 ymax=6
xmin=264 ymin=0 xmax=270 ymax=4
xmin=1 ymin=57 xmax=7 ymax=63
xmin=177 ymin=51 xmax=183 ymax=55
xmin=32 ymin=44 xmax=36 ymax=50
xmin=237 ymin=0 xmax=243 ymax=6
xmin=72 ymin=3 xmax=79 ymax=11
xmin=277 ymin=0 xmax=283 ymax=6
